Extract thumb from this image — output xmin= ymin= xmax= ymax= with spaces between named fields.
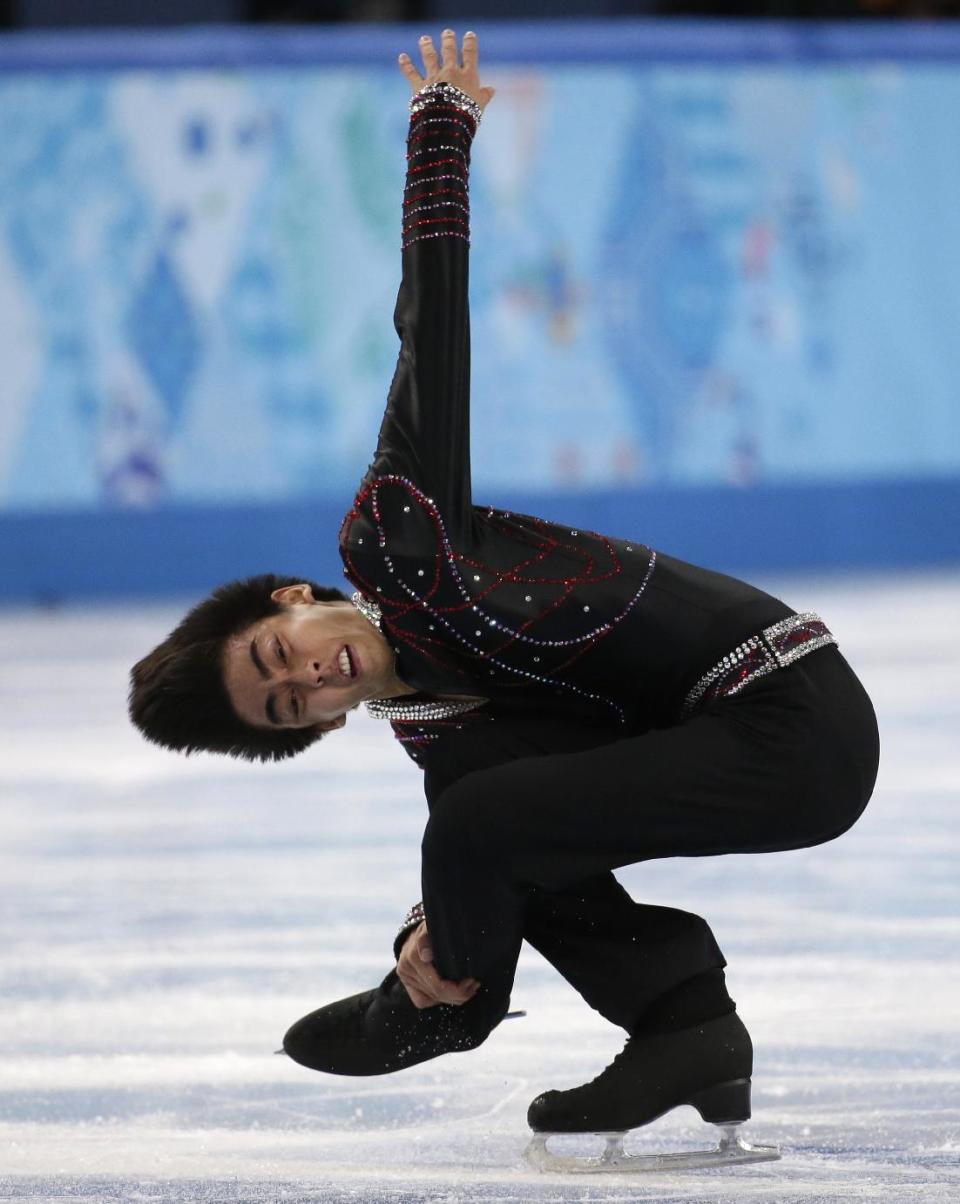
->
xmin=481 ymin=86 xmax=496 ymax=108
xmin=418 ymin=935 xmax=434 ymax=962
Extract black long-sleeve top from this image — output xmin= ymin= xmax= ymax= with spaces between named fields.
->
xmin=339 ymin=82 xmax=793 ymax=778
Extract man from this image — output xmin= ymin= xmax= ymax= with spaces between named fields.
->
xmin=131 ymin=30 xmax=879 ymax=1168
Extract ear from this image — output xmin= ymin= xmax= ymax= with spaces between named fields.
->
xmin=317 ymin=713 xmax=348 ymax=734
xmin=270 ymin=582 xmax=316 ymax=607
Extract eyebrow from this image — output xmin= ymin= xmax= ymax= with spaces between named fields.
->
xmin=249 ymin=638 xmax=281 ymax=726
xmin=249 ymin=638 xmax=270 ymax=681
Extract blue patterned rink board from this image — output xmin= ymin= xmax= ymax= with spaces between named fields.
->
xmin=0 ymin=569 xmax=958 ymax=1200
xmin=0 ymin=22 xmax=959 ymax=600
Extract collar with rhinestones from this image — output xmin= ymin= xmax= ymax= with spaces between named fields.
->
xmin=351 ymin=590 xmax=382 ymax=630
xmin=365 ymin=696 xmax=486 ymax=723
xmin=351 ymin=591 xmax=486 ymax=723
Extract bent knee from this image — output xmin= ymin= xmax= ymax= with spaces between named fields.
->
xmin=810 ymin=791 xmax=872 ymax=846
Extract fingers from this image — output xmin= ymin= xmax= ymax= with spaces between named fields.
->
xmin=419 ymin=32 xmax=440 ymax=75
xmin=400 ymin=30 xmax=478 ymax=79
xmin=397 ymin=52 xmax=422 ymax=92
xmin=440 ymin=29 xmax=458 ymax=70
xmin=423 ymin=973 xmax=480 ymax=1008
xmin=416 ymin=930 xmax=433 ymax=963
xmin=403 ymin=981 xmax=435 ymax=1010
xmin=417 ymin=961 xmax=478 ymax=1006
xmin=398 ymin=956 xmax=481 ymax=1008
xmin=398 ymin=31 xmax=492 ymax=112
xmin=396 ymin=920 xmax=481 ymax=1009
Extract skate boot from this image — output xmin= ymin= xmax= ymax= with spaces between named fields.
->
xmin=525 ymin=1011 xmax=780 ymax=1173
xmin=282 ymin=969 xmax=510 ymax=1076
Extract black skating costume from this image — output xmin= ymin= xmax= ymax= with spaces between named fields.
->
xmin=285 ymin=81 xmax=880 ymax=1155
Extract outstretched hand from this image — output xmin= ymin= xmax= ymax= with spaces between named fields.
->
xmin=396 ymin=919 xmax=481 ymax=1009
xmin=398 ymin=29 xmax=496 ymax=115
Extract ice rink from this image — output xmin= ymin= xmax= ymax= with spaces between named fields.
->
xmin=1 ymin=570 xmax=958 ymax=1203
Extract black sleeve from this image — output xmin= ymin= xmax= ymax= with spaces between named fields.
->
xmin=390 ymin=712 xmax=619 ymax=962
xmin=361 ymin=81 xmax=480 ymax=550
xmin=420 ymin=712 xmax=620 ymax=807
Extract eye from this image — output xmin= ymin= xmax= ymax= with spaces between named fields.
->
xmin=291 ymin=691 xmax=300 ymax=721
xmin=276 ymin=639 xmax=287 ymax=664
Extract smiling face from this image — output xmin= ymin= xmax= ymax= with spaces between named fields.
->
xmin=221 ymin=584 xmax=406 ymax=731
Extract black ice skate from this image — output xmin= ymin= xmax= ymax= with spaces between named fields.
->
xmin=525 ymin=1011 xmax=780 ymax=1173
xmin=282 ymin=969 xmax=510 ymax=1076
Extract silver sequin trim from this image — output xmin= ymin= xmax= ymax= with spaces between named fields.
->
xmin=366 ymin=696 xmax=487 ymax=722
xmin=396 ymin=900 xmax=425 ymax=942
xmin=351 ymin=590 xmax=383 ymax=631
xmin=404 ymin=172 xmax=468 ymax=191
xmin=402 ymin=231 xmax=470 ymax=248
xmin=682 ymin=611 xmax=837 ymax=716
xmin=410 ymin=81 xmax=483 ymax=126
xmin=403 ymin=199 xmax=470 ymax=220
xmin=352 ymin=591 xmax=487 ymax=723
xmin=409 ymin=144 xmax=468 ymax=160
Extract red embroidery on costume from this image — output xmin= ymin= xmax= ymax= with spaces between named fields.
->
xmin=341 ymin=475 xmax=656 ymax=723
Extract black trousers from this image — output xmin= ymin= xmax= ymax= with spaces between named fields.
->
xmin=420 ymin=646 xmax=880 ymax=1034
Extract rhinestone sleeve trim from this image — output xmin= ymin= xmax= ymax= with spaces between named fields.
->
xmin=403 ymin=83 xmax=478 ymax=251
xmin=410 ymin=81 xmax=483 ymax=126
xmin=398 ymin=900 xmax=425 ymax=935
xmin=682 ymin=612 xmax=837 ymax=717
xmin=394 ymin=900 xmax=426 ymax=959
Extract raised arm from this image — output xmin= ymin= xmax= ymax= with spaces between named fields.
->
xmin=362 ymin=31 xmax=495 ymax=550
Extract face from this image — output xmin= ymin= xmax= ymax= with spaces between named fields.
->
xmin=221 ymin=584 xmax=399 ymax=732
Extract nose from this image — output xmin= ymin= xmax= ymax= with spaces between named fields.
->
xmin=290 ymin=661 xmax=324 ymax=688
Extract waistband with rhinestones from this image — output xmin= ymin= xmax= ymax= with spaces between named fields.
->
xmin=682 ymin=612 xmax=837 ymax=717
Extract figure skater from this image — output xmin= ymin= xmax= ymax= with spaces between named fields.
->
xmin=130 ymin=29 xmax=879 ymax=1171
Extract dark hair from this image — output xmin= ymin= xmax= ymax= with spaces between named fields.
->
xmin=129 ymin=574 xmax=349 ymax=763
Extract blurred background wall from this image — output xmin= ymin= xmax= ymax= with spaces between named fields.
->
xmin=0 ymin=12 xmax=958 ymax=603
xmin=7 ymin=2 xmax=960 ymax=25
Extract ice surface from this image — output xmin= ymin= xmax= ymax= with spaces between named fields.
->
xmin=0 ymin=571 xmax=958 ymax=1202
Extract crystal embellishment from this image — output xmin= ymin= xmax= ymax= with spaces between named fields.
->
xmin=366 ymin=696 xmax=486 ymax=723
xmin=352 ymin=592 xmax=487 ymax=724
xmin=351 ymin=590 xmax=383 ymax=631
xmin=682 ymin=612 xmax=837 ymax=717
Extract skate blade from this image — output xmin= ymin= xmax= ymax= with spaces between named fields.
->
xmin=524 ymin=1124 xmax=781 ymax=1175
